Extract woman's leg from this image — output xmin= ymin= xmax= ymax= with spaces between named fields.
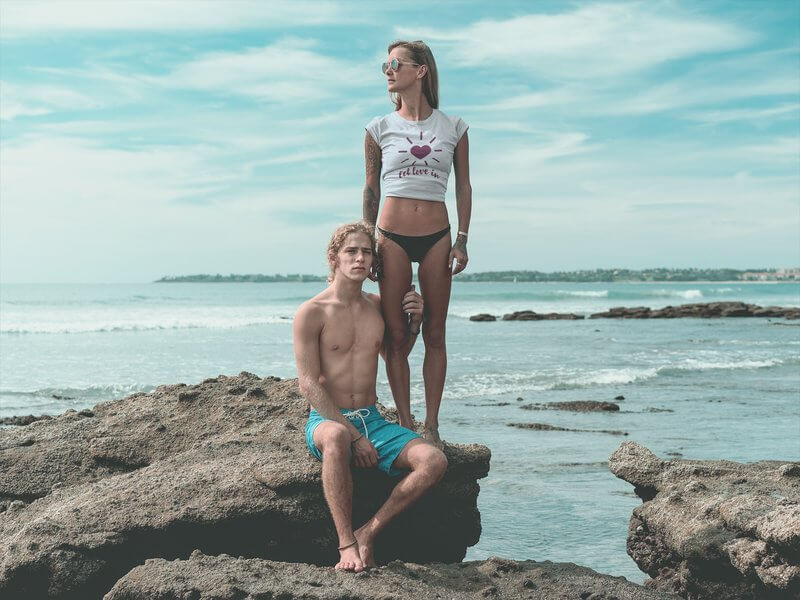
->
xmin=378 ymin=236 xmax=414 ymax=428
xmin=416 ymin=233 xmax=453 ymax=440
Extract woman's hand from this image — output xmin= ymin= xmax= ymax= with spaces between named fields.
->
xmin=449 ymin=234 xmax=468 ymax=275
xmin=352 ymin=435 xmax=378 ymax=468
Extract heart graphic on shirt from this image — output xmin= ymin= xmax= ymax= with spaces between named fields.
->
xmin=410 ymin=145 xmax=431 ymax=159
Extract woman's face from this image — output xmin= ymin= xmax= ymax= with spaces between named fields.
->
xmin=385 ymin=47 xmax=420 ymax=93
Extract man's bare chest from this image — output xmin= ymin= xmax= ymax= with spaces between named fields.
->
xmin=320 ymin=307 xmax=383 ymax=356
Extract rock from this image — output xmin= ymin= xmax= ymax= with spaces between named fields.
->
xmin=615 ymin=395 xmax=625 ymax=401
xmin=509 ymin=423 xmax=628 ymax=436
xmin=104 ymin=552 xmax=675 ymax=600
xmin=590 ymin=302 xmax=800 ymax=320
xmin=470 ymin=313 xmax=497 ymax=321
xmin=502 ymin=310 xmax=584 ymax=321
xmin=527 ymin=401 xmax=620 ymax=412
xmin=0 ymin=373 xmax=490 ymax=599
xmin=0 ymin=414 xmax=53 ymax=427
xmin=609 ymin=442 xmax=800 ymax=599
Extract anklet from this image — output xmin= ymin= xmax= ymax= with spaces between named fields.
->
xmin=338 ymin=539 xmax=358 ymax=550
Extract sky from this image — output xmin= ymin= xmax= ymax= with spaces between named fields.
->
xmin=0 ymin=0 xmax=798 ymax=283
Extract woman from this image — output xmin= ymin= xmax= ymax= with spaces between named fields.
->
xmin=363 ymin=40 xmax=472 ymax=444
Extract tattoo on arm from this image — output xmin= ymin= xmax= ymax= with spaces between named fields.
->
xmin=363 ymin=135 xmax=382 ymax=224
xmin=363 ymin=185 xmax=379 ymax=225
xmin=454 ymin=233 xmax=468 ymax=253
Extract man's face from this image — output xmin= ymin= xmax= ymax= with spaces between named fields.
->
xmin=335 ymin=232 xmax=374 ymax=282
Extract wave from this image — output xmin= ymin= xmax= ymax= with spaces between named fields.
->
xmin=433 ymin=357 xmax=785 ymax=398
xmin=1 ymin=314 xmax=293 ymax=335
xmin=1 ymin=383 xmax=153 ymax=400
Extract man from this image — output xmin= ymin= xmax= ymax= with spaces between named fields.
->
xmin=294 ymin=221 xmax=448 ymax=573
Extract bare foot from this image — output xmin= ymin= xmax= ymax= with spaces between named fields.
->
xmin=421 ymin=425 xmax=443 ymax=447
xmin=354 ymin=525 xmax=376 ymax=568
xmin=334 ymin=540 xmax=364 ymax=572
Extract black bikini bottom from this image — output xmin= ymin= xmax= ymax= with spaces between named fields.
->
xmin=378 ymin=226 xmax=451 ymax=263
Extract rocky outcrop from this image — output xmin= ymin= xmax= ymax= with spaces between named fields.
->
xmin=105 ymin=551 xmax=677 ymax=599
xmin=503 ymin=310 xmax=584 ymax=321
xmin=469 ymin=302 xmax=800 ymax=322
xmin=509 ymin=423 xmax=628 ymax=436
xmin=590 ymin=302 xmax=800 ymax=319
xmin=0 ymin=414 xmax=53 ymax=427
xmin=0 ymin=373 xmax=490 ymax=599
xmin=521 ymin=400 xmax=621 ymax=412
xmin=609 ymin=442 xmax=800 ymax=599
xmin=469 ymin=313 xmax=497 ymax=321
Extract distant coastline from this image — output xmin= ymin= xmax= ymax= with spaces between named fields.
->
xmin=156 ymin=268 xmax=800 ymax=283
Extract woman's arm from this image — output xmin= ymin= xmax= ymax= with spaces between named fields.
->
xmin=450 ymin=131 xmax=472 ymax=275
xmin=363 ymin=132 xmax=382 ymax=226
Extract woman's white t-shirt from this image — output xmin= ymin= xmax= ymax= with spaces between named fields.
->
xmin=365 ymin=109 xmax=469 ymax=203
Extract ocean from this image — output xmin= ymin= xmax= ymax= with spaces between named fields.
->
xmin=1 ymin=281 xmax=799 ymax=582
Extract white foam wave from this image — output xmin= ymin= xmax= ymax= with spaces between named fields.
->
xmin=1 ymin=309 xmax=293 ymax=334
xmin=556 ymin=290 xmax=609 ymax=298
xmin=420 ymin=356 xmax=785 ymax=399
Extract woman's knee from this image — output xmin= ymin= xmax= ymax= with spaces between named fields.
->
xmin=386 ymin=323 xmax=410 ymax=351
xmin=422 ymin=320 xmax=446 ymax=349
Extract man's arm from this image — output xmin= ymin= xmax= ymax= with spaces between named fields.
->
xmin=363 ymin=132 xmax=382 ymax=226
xmin=293 ymin=302 xmax=362 ymax=441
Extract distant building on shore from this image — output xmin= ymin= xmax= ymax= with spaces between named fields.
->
xmin=739 ymin=269 xmax=800 ymax=281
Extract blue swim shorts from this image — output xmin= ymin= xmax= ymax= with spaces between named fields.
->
xmin=305 ymin=405 xmax=420 ymax=477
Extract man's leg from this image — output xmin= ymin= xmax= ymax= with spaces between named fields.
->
xmin=313 ymin=421 xmax=364 ymax=572
xmin=354 ymin=439 xmax=447 ymax=566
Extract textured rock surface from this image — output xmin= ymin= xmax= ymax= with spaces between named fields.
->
xmin=510 ymin=423 xmax=628 ymax=436
xmin=590 ymin=302 xmax=800 ymax=319
xmin=104 ymin=551 xmax=677 ymax=600
xmin=521 ymin=401 xmax=621 ymax=412
xmin=609 ymin=442 xmax=800 ymax=599
xmin=469 ymin=313 xmax=497 ymax=321
xmin=503 ymin=310 xmax=584 ymax=321
xmin=0 ymin=373 xmax=490 ymax=599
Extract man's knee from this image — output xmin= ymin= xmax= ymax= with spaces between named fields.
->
xmin=421 ymin=321 xmax=446 ymax=349
xmin=318 ymin=422 xmax=351 ymax=456
xmin=415 ymin=446 xmax=448 ymax=482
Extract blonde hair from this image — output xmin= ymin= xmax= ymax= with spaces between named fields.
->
xmin=326 ymin=221 xmax=380 ymax=283
xmin=388 ymin=40 xmax=439 ymax=111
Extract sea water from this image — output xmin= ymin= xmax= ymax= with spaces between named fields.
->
xmin=1 ymin=281 xmax=799 ymax=582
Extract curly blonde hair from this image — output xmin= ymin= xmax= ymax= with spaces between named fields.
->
xmin=327 ymin=221 xmax=380 ymax=283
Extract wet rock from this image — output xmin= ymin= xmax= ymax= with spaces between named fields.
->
xmin=502 ymin=310 xmax=584 ymax=321
xmin=509 ymin=423 xmax=628 ymax=436
xmin=521 ymin=401 xmax=620 ymax=412
xmin=470 ymin=313 xmax=497 ymax=321
xmin=104 ymin=552 xmax=675 ymax=600
xmin=0 ymin=414 xmax=53 ymax=426
xmin=0 ymin=373 xmax=490 ymax=599
xmin=609 ymin=442 xmax=800 ymax=599
xmin=590 ymin=302 xmax=800 ymax=320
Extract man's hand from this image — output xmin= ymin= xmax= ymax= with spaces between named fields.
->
xmin=352 ymin=436 xmax=378 ymax=468
xmin=402 ymin=284 xmax=424 ymax=332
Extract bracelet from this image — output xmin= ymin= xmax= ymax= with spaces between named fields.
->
xmin=351 ymin=433 xmax=363 ymax=444
xmin=457 ymin=230 xmax=468 ymax=237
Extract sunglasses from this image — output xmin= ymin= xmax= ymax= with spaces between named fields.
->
xmin=381 ymin=58 xmax=420 ymax=74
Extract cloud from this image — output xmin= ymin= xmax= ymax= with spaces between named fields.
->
xmin=161 ymin=38 xmax=370 ymax=101
xmin=0 ymin=81 xmax=101 ymax=120
xmin=398 ymin=3 xmax=754 ymax=79
xmin=0 ymin=0 xmax=357 ymax=35
xmin=684 ymin=103 xmax=800 ymax=125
